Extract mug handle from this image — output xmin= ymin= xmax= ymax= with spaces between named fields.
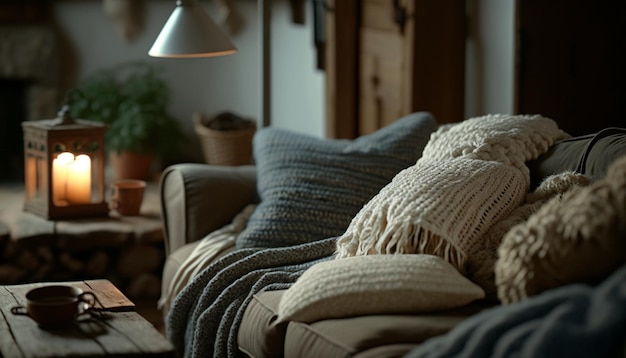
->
xmin=77 ymin=291 xmax=107 ymax=321
xmin=77 ymin=292 xmax=97 ymax=313
xmin=109 ymin=187 xmax=119 ymax=210
xmin=10 ymin=306 xmax=28 ymax=316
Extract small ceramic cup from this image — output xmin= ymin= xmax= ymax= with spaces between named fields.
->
xmin=11 ymin=285 xmax=96 ymax=326
xmin=109 ymin=179 xmax=146 ymax=216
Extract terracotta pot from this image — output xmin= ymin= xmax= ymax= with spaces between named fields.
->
xmin=108 ymin=151 xmax=154 ymax=180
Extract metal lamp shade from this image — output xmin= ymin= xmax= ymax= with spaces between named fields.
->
xmin=149 ymin=0 xmax=237 ymax=58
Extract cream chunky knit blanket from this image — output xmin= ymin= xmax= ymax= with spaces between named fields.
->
xmin=335 ymin=114 xmax=569 ymax=283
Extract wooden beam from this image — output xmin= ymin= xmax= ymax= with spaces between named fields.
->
xmin=409 ymin=1 xmax=466 ymax=123
xmin=325 ymin=0 xmax=359 ymax=138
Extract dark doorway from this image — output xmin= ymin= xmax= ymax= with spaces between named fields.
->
xmin=0 ymin=79 xmax=29 ymax=181
xmin=514 ymin=1 xmax=626 ymax=136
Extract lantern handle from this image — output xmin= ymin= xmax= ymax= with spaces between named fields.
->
xmin=51 ymin=105 xmax=76 ymax=126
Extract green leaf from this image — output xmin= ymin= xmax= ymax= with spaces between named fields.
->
xmin=64 ymin=61 xmax=185 ymax=159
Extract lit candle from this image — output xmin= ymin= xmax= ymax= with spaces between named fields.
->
xmin=52 ymin=152 xmax=74 ymax=205
xmin=67 ymin=154 xmax=91 ymax=204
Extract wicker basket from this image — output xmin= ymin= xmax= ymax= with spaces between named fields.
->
xmin=193 ymin=112 xmax=256 ymax=166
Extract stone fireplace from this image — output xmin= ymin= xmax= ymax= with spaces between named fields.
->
xmin=0 ymin=25 xmax=60 ymax=181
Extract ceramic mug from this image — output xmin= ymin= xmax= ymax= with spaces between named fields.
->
xmin=109 ymin=179 xmax=146 ymax=216
xmin=11 ymin=285 xmax=97 ymax=326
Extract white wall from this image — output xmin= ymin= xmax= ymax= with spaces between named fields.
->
xmin=465 ymin=0 xmax=515 ymax=119
xmin=269 ymin=3 xmax=325 ymax=136
xmin=53 ymin=0 xmax=325 ymax=161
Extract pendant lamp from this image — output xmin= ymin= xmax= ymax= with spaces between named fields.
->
xmin=149 ymin=0 xmax=236 ymax=58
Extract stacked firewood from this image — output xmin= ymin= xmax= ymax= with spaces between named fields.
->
xmin=0 ymin=217 xmax=164 ymax=299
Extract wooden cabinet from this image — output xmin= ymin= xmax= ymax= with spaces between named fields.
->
xmin=325 ymin=0 xmax=466 ymax=138
xmin=359 ymin=0 xmax=408 ymax=134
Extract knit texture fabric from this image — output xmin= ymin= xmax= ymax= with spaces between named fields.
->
xmin=277 ymin=254 xmax=485 ymax=323
xmin=165 ymin=114 xmax=580 ymax=358
xmin=496 ymin=154 xmax=626 ymax=304
xmin=468 ymin=172 xmax=591 ymax=299
xmin=335 ymin=114 xmax=568 ymax=279
xmin=236 ymin=111 xmax=437 ymax=249
xmin=167 ymin=237 xmax=337 ymax=358
xmin=421 ymin=114 xmax=565 ymax=179
xmin=404 ymin=264 xmax=626 ymax=358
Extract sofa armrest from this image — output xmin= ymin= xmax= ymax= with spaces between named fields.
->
xmin=159 ymin=163 xmax=257 ymax=255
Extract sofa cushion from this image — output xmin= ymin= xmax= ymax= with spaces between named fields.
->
xmin=496 ymin=154 xmax=626 ymax=303
xmin=237 ymin=290 xmax=287 ymax=358
xmin=527 ymin=127 xmax=626 ymax=189
xmin=236 ymin=112 xmax=437 ymax=249
xmin=238 ymin=289 xmax=491 ymax=358
xmin=283 ymin=302 xmax=490 ymax=358
xmin=277 ymin=254 xmax=485 ymax=324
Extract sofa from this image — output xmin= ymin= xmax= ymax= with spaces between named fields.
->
xmin=158 ymin=112 xmax=626 ymax=358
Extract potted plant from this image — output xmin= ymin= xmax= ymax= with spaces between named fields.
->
xmin=66 ymin=61 xmax=183 ymax=180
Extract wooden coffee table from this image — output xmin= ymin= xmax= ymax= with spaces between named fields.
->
xmin=0 ymin=279 xmax=174 ymax=357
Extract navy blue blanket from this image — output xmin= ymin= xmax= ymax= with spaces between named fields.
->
xmin=405 ymin=265 xmax=626 ymax=358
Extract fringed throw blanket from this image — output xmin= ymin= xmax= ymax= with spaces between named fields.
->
xmin=167 ymin=114 xmax=568 ymax=357
xmin=335 ymin=114 xmax=567 ymax=274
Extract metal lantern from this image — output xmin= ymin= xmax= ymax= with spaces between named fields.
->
xmin=22 ymin=105 xmax=108 ymax=219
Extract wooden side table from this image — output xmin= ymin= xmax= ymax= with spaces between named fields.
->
xmin=0 ymin=279 xmax=174 ymax=357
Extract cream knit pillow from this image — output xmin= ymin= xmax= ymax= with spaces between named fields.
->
xmin=277 ymin=254 xmax=485 ymax=323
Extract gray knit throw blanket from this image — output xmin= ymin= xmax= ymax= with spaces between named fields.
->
xmin=166 ymin=237 xmax=337 ymax=358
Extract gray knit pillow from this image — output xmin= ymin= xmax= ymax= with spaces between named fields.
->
xmin=236 ymin=112 xmax=437 ymax=249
